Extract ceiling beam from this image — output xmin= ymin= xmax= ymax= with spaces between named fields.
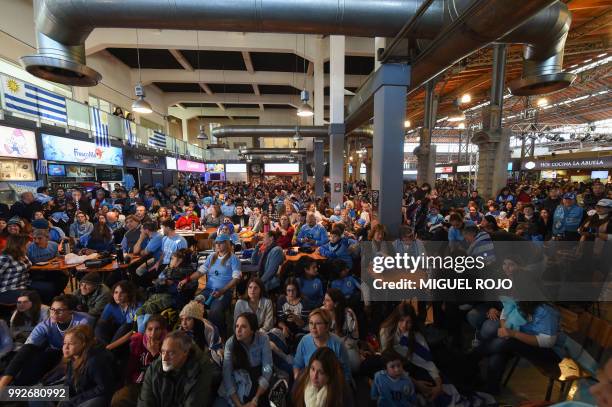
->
xmin=216 ymin=103 xmax=226 ymax=111
xmin=259 ymin=104 xmax=265 ymax=111
xmin=199 ymin=83 xmax=213 ymax=95
xmin=163 ymin=92 xmax=303 ymax=107
xmin=252 ymin=84 xmax=261 ymax=95
xmin=307 ymin=61 xmax=314 ymax=76
xmin=169 ymin=49 xmax=194 ymax=71
xmin=242 ymin=51 xmax=255 ymax=73
xmin=569 ymin=8 xmax=612 ymax=40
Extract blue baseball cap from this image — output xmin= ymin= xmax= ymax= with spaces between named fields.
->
xmin=214 ymin=234 xmax=231 ymax=243
xmin=562 ymin=192 xmax=576 ymax=200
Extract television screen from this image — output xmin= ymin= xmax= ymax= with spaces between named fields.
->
xmin=47 ymin=164 xmax=66 ymax=176
xmin=591 ymin=170 xmax=608 ymax=180
xmin=210 ymin=173 xmax=221 ymax=181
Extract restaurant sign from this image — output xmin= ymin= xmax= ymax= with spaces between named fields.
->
xmin=521 ymin=156 xmax=612 ymax=170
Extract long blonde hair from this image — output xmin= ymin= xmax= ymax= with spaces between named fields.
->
xmin=64 ymin=325 xmax=96 ymax=383
xmin=210 ymin=240 xmax=234 ymax=266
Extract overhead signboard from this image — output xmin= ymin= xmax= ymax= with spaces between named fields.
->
xmin=177 ymin=159 xmax=206 ymax=172
xmin=522 ymin=156 xmax=612 ymax=170
xmin=42 ymin=134 xmax=123 ymax=166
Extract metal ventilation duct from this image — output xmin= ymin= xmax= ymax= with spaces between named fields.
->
xmin=23 ymin=0 xmax=574 ymax=97
xmin=211 ymin=125 xmax=373 ymax=139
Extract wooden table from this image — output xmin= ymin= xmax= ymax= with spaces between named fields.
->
xmin=75 ymin=255 xmax=144 ymax=274
xmin=284 ymin=247 xmax=327 ymax=262
xmin=31 ymin=257 xmax=78 ymax=291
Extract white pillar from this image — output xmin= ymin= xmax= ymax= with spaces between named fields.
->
xmin=329 ymin=35 xmax=345 ymax=207
xmin=314 ymin=40 xmax=325 ymax=126
xmin=374 ymin=37 xmax=387 ymax=71
xmin=72 ymin=87 xmax=89 ymax=105
xmin=181 ymin=118 xmax=189 ymax=142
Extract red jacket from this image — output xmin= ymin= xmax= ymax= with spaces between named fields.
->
xmin=175 ymin=214 xmax=200 ymax=229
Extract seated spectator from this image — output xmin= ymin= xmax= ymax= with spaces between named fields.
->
xmin=0 ymin=217 xmax=8 ymax=251
xmin=292 ymin=347 xmax=354 ymax=407
xmin=319 ymin=226 xmax=355 ymax=269
xmin=204 ymin=205 xmax=223 ymax=228
xmin=217 ymin=313 xmax=273 ymax=407
xmin=27 ymin=227 xmax=58 ymax=263
xmin=95 ymin=281 xmax=141 ymax=346
xmin=251 ymin=230 xmax=284 ymax=292
xmin=175 ymin=207 xmax=200 ymax=230
xmin=61 ymin=324 xmax=116 ymax=406
xmin=182 ymin=234 xmax=240 ymax=334
xmin=322 ymin=288 xmax=360 ymax=372
xmin=112 ymin=314 xmax=167 ymax=407
xmin=0 ymin=294 xmax=92 ymax=387
xmin=120 ymin=215 xmax=142 ymax=254
xmin=133 ymin=221 xmax=164 ymax=273
xmin=147 ymin=219 xmax=188 ymax=285
xmin=470 ymin=301 xmax=561 ymax=395
xmin=74 ymin=272 xmax=112 ymax=319
xmin=7 ymin=290 xmax=49 ymax=354
xmin=371 ymin=349 xmax=416 ymax=407
xmin=296 ymin=213 xmax=329 ymax=247
xmin=80 ymin=214 xmax=115 ymax=253
xmin=293 ymin=308 xmax=351 ymax=382
xmin=69 ymin=211 xmax=94 ymax=244
xmin=233 ymin=277 xmax=274 ymax=332
xmin=275 ymin=215 xmax=294 ymax=249
xmin=465 ymin=205 xmax=484 ymax=225
xmin=0 ymin=234 xmax=33 ymax=303
xmin=179 ymin=301 xmax=223 ymax=365
xmin=231 ymin=204 xmax=250 ymax=229
xmin=150 ymin=248 xmax=195 ymax=308
xmin=216 ymin=219 xmax=241 ymax=250
xmin=276 ymin=278 xmax=310 ymax=347
xmin=329 ymin=259 xmax=361 ymax=304
xmin=138 ymin=330 xmax=214 ymax=406
xmin=297 ymin=257 xmax=325 ymax=310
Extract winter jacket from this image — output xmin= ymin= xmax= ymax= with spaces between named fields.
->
xmin=74 ymin=284 xmax=112 ymax=318
xmin=63 ymin=346 xmax=115 ymax=407
xmin=319 ymin=237 xmax=355 ymax=268
xmin=137 ymin=345 xmax=213 ymax=407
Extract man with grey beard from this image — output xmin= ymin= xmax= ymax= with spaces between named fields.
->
xmin=138 ymin=330 xmax=213 ymax=407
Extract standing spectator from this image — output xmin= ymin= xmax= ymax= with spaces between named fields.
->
xmin=552 ymin=192 xmax=585 ymax=240
xmin=137 ymin=330 xmax=213 ymax=407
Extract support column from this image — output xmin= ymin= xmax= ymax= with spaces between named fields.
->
xmin=416 ymin=81 xmax=437 ymax=186
xmin=181 ymin=119 xmax=190 ymax=142
xmin=371 ymin=65 xmax=409 ymax=239
xmin=314 ymin=40 xmax=325 ymax=126
xmin=72 ymin=87 xmax=89 ymax=105
xmin=301 ymin=160 xmax=308 ymax=183
xmin=314 ymin=140 xmax=325 ymax=198
xmin=329 ymin=35 xmax=345 ymax=207
xmin=474 ymin=44 xmax=511 ymax=199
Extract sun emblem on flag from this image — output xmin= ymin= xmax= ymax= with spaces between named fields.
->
xmin=7 ymin=79 xmax=19 ymax=93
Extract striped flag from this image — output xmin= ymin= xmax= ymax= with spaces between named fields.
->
xmin=91 ymin=107 xmax=110 ymax=147
xmin=124 ymin=119 xmax=136 ymax=146
xmin=2 ymin=76 xmax=67 ymax=124
xmin=149 ymin=130 xmax=167 ymax=149
xmin=36 ymin=159 xmax=47 ymax=175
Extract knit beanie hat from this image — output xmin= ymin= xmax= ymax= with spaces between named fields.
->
xmin=179 ymin=301 xmax=205 ymax=322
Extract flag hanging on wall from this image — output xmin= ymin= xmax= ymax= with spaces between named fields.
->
xmin=125 ymin=119 xmax=136 ymax=146
xmin=2 ymin=76 xmax=67 ymax=124
xmin=35 ymin=159 xmax=48 ymax=175
xmin=91 ymin=107 xmax=110 ymax=147
xmin=148 ymin=130 xmax=167 ymax=149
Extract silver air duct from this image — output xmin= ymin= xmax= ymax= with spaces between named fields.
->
xmin=211 ymin=125 xmax=373 ymax=139
xmin=23 ymin=0 xmax=574 ymax=96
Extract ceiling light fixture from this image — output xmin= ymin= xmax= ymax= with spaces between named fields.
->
xmin=223 ymin=142 xmax=230 ymax=152
xmin=460 ymin=93 xmax=471 ymax=104
xmin=131 ymin=30 xmax=152 ymax=114
xmin=197 ymin=124 xmax=208 ymax=140
xmin=195 ymin=31 xmax=208 ymax=141
xmin=404 ymin=120 xmax=411 ymax=128
xmin=297 ymin=90 xmax=314 ymax=117
xmin=536 ymin=97 xmax=548 ymax=107
xmin=293 ymin=127 xmax=303 ymax=141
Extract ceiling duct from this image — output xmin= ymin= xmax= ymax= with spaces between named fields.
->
xmin=23 ymin=0 xmax=574 ymax=97
xmin=212 ymin=125 xmax=373 ymax=139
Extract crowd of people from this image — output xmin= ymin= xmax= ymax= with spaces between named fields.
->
xmin=0 ymin=175 xmax=609 ymax=406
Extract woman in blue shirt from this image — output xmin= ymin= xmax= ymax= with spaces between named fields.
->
xmin=181 ymin=234 xmax=241 ymax=336
xmin=218 ymin=312 xmax=273 ymax=407
xmin=95 ymin=280 xmax=141 ymax=345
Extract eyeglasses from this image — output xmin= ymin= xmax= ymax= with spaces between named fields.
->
xmin=49 ymin=308 xmax=68 ymax=314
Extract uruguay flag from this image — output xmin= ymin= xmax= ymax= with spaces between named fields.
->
xmin=2 ymin=77 xmax=67 ymax=124
xmin=91 ymin=107 xmax=110 ymax=147
xmin=125 ymin=119 xmax=136 ymax=146
xmin=149 ymin=130 xmax=166 ymax=149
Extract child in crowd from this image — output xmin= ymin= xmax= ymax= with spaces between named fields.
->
xmin=371 ymin=349 xmax=416 ymax=407
xmin=297 ymin=257 xmax=324 ymax=309
xmin=329 ymin=259 xmax=361 ymax=306
xmin=151 ymin=248 xmax=195 ymax=308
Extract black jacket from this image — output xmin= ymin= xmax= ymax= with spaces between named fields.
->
xmin=9 ymin=200 xmax=42 ymax=221
xmin=138 ymin=346 xmax=213 ymax=407
xmin=64 ymin=346 xmax=115 ymax=407
xmin=231 ymin=214 xmax=250 ymax=228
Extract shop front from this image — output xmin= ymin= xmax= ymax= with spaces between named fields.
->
xmin=0 ymin=125 xmax=38 ymax=202
xmin=521 ymin=154 xmax=612 ymax=183
xmin=124 ymin=149 xmax=168 ymax=188
xmin=435 ymin=165 xmax=455 ymax=180
xmin=41 ymin=133 xmax=124 ymax=191
xmin=263 ymin=162 xmax=300 ymax=181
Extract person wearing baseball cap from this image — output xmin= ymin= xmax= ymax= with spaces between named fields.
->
xmin=179 ymin=233 xmax=241 ymax=334
xmin=74 ymin=272 xmax=111 ymax=319
xmin=552 ymin=191 xmax=584 ymax=240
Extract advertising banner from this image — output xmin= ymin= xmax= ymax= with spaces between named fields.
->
xmin=0 ymin=125 xmax=37 ymax=159
xmin=177 ymin=159 xmax=206 ymax=172
xmin=42 ymin=134 xmax=123 ymax=166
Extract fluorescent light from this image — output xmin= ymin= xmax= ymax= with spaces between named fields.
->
xmin=460 ymin=93 xmax=471 ymax=104
xmin=404 ymin=120 xmax=411 ymax=128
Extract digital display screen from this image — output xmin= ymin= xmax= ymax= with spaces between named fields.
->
xmin=47 ymin=164 xmax=66 ymax=176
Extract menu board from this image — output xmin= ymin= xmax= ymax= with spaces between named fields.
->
xmin=64 ymin=164 xmax=95 ymax=178
xmin=0 ymin=158 xmax=35 ymax=181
